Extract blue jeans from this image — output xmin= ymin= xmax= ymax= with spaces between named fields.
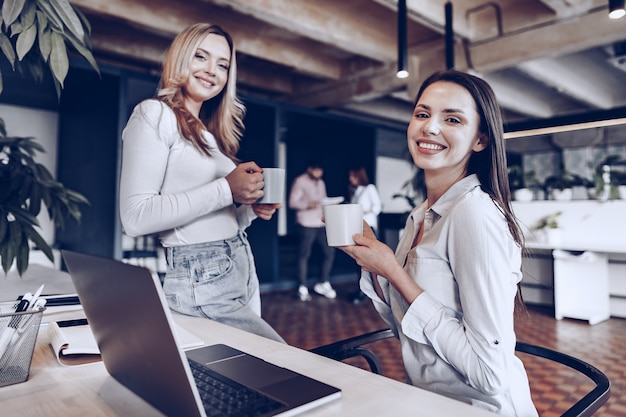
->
xmin=164 ymin=231 xmax=284 ymax=343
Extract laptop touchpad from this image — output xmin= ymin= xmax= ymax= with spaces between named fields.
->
xmin=208 ymin=355 xmax=295 ymax=388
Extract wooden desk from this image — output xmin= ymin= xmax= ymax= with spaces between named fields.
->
xmin=0 ymin=311 xmax=498 ymax=417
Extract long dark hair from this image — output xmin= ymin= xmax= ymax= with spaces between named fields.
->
xmin=416 ymin=70 xmax=526 ymax=311
xmin=415 ymin=70 xmax=523 ymax=247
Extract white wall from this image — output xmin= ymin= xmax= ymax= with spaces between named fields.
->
xmin=376 ymin=156 xmax=417 ymax=213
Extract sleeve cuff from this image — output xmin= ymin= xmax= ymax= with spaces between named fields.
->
xmin=216 ymin=177 xmax=234 ymax=207
xmin=401 ymin=291 xmax=442 ymax=344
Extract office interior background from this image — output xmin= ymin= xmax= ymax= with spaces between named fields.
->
xmin=2 ymin=1 xmax=626 ymax=415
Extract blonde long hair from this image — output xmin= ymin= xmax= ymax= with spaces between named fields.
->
xmin=157 ymin=23 xmax=245 ymax=160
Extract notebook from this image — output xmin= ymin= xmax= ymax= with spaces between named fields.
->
xmin=61 ymin=250 xmax=341 ymax=417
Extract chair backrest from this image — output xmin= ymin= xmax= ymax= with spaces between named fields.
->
xmin=310 ymin=329 xmax=611 ymax=417
xmin=515 ymin=341 xmax=611 ymax=417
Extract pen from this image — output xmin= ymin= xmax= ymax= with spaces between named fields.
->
xmin=11 ymin=299 xmax=47 ymax=344
xmin=0 ymin=293 xmax=31 ymax=360
xmin=0 ymin=298 xmax=48 ymax=368
xmin=7 ymin=292 xmax=32 ymax=330
xmin=29 ymin=284 xmax=45 ymax=310
xmin=14 ymin=292 xmax=33 ymax=314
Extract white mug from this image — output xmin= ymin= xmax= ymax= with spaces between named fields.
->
xmin=323 ymin=204 xmax=363 ymax=247
xmin=257 ymin=168 xmax=285 ymax=204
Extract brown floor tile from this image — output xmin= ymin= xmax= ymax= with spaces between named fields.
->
xmin=261 ymin=283 xmax=623 ymax=416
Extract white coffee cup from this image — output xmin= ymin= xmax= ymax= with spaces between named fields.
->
xmin=323 ymin=203 xmax=363 ymax=247
xmin=257 ymin=168 xmax=285 ymax=204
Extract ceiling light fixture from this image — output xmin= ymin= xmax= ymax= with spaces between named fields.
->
xmin=396 ymin=0 xmax=409 ymax=79
xmin=504 ymin=117 xmax=626 ymax=139
xmin=609 ymin=0 xmax=626 ymax=19
xmin=445 ymin=2 xmax=454 ymax=69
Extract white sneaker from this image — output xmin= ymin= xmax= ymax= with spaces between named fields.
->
xmin=314 ymin=282 xmax=336 ymax=299
xmin=298 ymin=285 xmax=312 ymax=302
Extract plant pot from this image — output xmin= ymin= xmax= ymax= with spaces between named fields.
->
xmin=513 ymin=188 xmax=533 ymax=202
xmin=571 ymin=185 xmax=588 ymax=200
xmin=551 ymin=188 xmax=573 ymax=201
xmin=587 ymin=187 xmax=597 ymax=200
xmin=544 ymin=228 xmax=562 ymax=246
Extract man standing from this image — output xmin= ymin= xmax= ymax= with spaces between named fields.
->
xmin=288 ymin=160 xmax=336 ymax=301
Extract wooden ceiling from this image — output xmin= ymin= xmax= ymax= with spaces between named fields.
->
xmin=71 ymin=0 xmax=626 ymax=130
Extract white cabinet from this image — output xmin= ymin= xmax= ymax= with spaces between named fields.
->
xmin=553 ymin=250 xmax=610 ymax=325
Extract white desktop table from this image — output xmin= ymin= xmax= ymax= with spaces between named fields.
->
xmin=0 ymin=266 xmax=497 ymax=417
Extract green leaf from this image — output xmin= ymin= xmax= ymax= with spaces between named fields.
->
xmin=63 ymin=30 xmax=99 ymax=74
xmin=35 ymin=0 xmax=63 ymax=31
xmin=23 ymin=222 xmax=53 ymax=261
xmin=16 ymin=21 xmax=37 ymax=60
xmin=49 ymin=30 xmax=68 ymax=86
xmin=16 ymin=236 xmax=30 ymax=275
xmin=73 ymin=6 xmax=91 ymax=38
xmin=0 ymin=214 xmax=7 ymax=242
xmin=1 ymin=221 xmax=20 ymax=273
xmin=36 ymin=11 xmax=51 ymax=61
xmin=47 ymin=0 xmax=84 ymax=40
xmin=1 ymin=242 xmax=15 ymax=274
xmin=2 ymin=0 xmax=27 ymax=27
xmin=0 ymin=32 xmax=17 ymax=69
xmin=52 ymin=71 xmax=61 ymax=100
xmin=9 ymin=15 xmax=26 ymax=35
xmin=18 ymin=0 xmax=36 ymax=28
xmin=6 ymin=205 xmax=40 ymax=227
xmin=29 ymin=182 xmax=42 ymax=215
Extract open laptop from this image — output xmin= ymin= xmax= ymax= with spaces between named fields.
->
xmin=61 ymin=250 xmax=341 ymax=417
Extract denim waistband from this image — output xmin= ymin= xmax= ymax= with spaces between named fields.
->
xmin=165 ymin=230 xmax=247 ymax=266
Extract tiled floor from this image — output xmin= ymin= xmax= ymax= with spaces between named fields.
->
xmin=260 ymin=282 xmax=624 ymax=416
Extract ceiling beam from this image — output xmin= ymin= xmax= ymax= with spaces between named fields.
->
xmin=205 ymin=0 xmax=397 ymax=61
xmin=537 ymin=0 xmax=595 ymax=17
xmin=467 ymin=9 xmax=626 ymax=72
xmin=517 ymin=59 xmax=615 ymax=109
xmin=71 ymin=0 xmax=343 ymax=80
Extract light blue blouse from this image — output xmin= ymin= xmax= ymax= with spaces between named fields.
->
xmin=361 ymin=174 xmax=538 ymax=416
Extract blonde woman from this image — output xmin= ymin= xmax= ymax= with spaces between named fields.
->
xmin=119 ymin=23 xmax=284 ymax=343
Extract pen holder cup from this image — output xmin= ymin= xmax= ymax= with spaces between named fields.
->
xmin=0 ymin=301 xmax=45 ymax=387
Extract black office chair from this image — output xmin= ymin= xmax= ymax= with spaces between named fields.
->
xmin=309 ymin=329 xmax=611 ymax=417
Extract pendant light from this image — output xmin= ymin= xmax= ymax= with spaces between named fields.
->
xmin=609 ymin=0 xmax=626 ymax=19
xmin=396 ymin=0 xmax=409 ymax=78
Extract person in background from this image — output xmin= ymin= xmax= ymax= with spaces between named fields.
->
xmin=347 ymin=166 xmax=381 ymax=304
xmin=119 ymin=23 xmax=284 ymax=343
xmin=288 ymin=160 xmax=336 ymax=301
xmin=340 ymin=70 xmax=538 ymax=416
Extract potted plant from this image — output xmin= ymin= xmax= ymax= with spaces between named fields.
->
xmin=392 ymin=167 xmax=425 ymax=209
xmin=614 ymin=167 xmax=626 ymax=200
xmin=508 ymin=165 xmax=532 ymax=202
xmin=532 ymin=211 xmax=562 ymax=245
xmin=543 ymin=167 xmax=577 ymax=201
xmin=0 ymin=0 xmax=99 ymax=96
xmin=0 ymin=117 xmax=89 ymax=275
xmin=592 ymin=155 xmax=625 ymax=201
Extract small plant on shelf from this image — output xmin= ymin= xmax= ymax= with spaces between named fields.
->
xmin=508 ymin=166 xmax=539 ymax=201
xmin=533 ymin=211 xmax=562 ymax=231
xmin=592 ymin=155 xmax=626 ymax=200
xmin=532 ymin=211 xmax=563 ymax=245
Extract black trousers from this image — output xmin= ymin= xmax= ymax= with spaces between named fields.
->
xmin=296 ymin=225 xmax=335 ymax=286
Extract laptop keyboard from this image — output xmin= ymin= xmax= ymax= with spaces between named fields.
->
xmin=189 ymin=359 xmax=285 ymax=417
